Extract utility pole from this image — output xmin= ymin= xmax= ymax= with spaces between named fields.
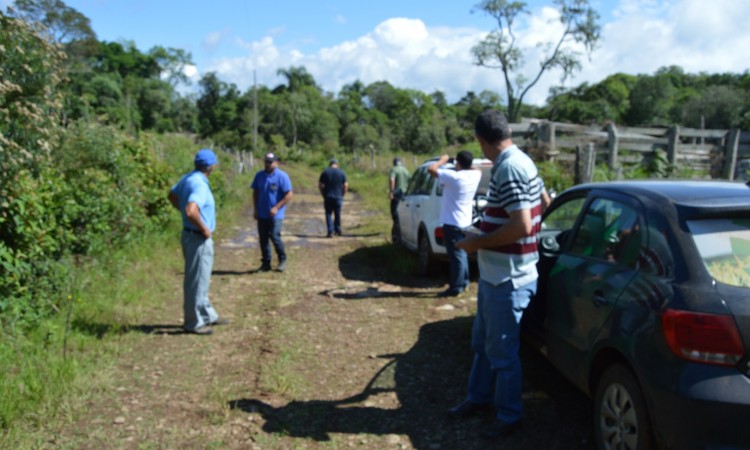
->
xmin=253 ymin=70 xmax=258 ymax=156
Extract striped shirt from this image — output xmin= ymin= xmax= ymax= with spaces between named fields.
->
xmin=478 ymin=145 xmax=544 ymax=287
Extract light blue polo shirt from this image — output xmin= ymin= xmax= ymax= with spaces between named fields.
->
xmin=251 ymin=168 xmax=292 ymax=220
xmin=170 ymin=171 xmax=216 ymax=232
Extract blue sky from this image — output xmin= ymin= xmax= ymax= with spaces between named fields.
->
xmin=5 ymin=0 xmax=750 ymax=104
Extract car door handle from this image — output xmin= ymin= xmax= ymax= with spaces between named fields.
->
xmin=593 ymin=290 xmax=609 ymax=307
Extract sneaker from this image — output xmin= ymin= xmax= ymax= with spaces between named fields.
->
xmin=210 ymin=318 xmax=231 ymax=326
xmin=185 ymin=327 xmax=213 ymax=335
xmin=277 ymin=260 xmax=287 ymax=272
xmin=257 ymin=263 xmax=272 ymax=272
xmin=480 ymin=419 xmax=523 ymax=439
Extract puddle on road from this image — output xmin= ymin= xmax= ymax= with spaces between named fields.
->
xmin=219 ymin=194 xmax=376 ymax=250
xmin=220 ymin=215 xmax=338 ymax=250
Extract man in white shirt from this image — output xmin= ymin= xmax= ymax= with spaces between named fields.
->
xmin=428 ymin=150 xmax=482 ymax=296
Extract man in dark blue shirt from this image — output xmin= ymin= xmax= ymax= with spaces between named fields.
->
xmin=318 ymin=158 xmax=349 ymax=237
xmin=252 ymin=152 xmax=293 ymax=272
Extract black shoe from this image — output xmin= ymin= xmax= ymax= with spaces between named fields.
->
xmin=326 ymin=233 xmax=333 ymax=238
xmin=257 ymin=263 xmax=272 ymax=272
xmin=438 ymin=288 xmax=464 ymax=297
xmin=334 ymin=231 xmax=342 ymax=236
xmin=447 ymin=400 xmax=492 ymax=418
xmin=480 ymin=419 xmax=523 ymax=439
xmin=277 ymin=260 xmax=287 ymax=272
xmin=185 ymin=327 xmax=213 ymax=335
xmin=210 ymin=318 xmax=231 ymax=326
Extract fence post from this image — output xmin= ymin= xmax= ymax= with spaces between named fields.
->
xmin=607 ymin=122 xmax=619 ymax=171
xmin=585 ymin=143 xmax=596 ymax=183
xmin=539 ymin=121 xmax=558 ymax=160
xmin=667 ymin=126 xmax=680 ymax=165
xmin=575 ymin=143 xmax=596 ymax=184
xmin=723 ymin=129 xmax=741 ymax=180
xmin=548 ymin=122 xmax=557 ymax=158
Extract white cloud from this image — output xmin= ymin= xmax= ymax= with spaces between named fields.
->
xmin=334 ymin=14 xmax=347 ymax=25
xmin=574 ymin=0 xmax=750 ymax=84
xmin=199 ymin=0 xmax=750 ymax=106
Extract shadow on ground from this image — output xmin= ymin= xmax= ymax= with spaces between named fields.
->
xmin=70 ymin=319 xmax=188 ymax=337
xmin=338 ymin=243 xmax=445 ymax=289
xmin=230 ymin=317 xmax=593 ymax=449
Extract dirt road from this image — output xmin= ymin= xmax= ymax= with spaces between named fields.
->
xmin=58 ymin=187 xmax=594 ymax=449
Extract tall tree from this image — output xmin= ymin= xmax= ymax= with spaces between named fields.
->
xmin=274 ymin=66 xmax=319 ymax=93
xmin=471 ymin=0 xmax=600 ymax=122
xmin=626 ymin=73 xmax=678 ymax=126
xmin=9 ymin=0 xmax=98 ymax=66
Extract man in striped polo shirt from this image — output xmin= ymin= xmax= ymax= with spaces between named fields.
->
xmin=447 ymin=110 xmax=544 ymax=439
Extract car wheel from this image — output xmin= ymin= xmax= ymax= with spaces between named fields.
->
xmin=391 ymin=219 xmax=401 ymax=246
xmin=417 ymin=230 xmax=437 ymax=276
xmin=594 ymin=364 xmax=655 ymax=450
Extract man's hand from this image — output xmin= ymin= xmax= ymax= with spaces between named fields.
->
xmin=456 ymin=236 xmax=480 ymax=254
xmin=185 ymin=202 xmax=211 ymax=239
xmin=428 ymin=154 xmax=451 ymax=177
xmin=270 ymin=206 xmax=279 ymax=217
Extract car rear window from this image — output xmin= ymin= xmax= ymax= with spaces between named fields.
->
xmin=687 ymin=218 xmax=750 ymax=287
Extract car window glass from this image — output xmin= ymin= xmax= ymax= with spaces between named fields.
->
xmin=542 ymin=197 xmax=586 ymax=232
xmin=406 ymin=169 xmax=428 ymax=196
xmin=687 ymin=218 xmax=750 ymax=287
xmin=570 ymin=198 xmax=641 ymax=267
xmin=424 ymin=174 xmax=435 ymax=195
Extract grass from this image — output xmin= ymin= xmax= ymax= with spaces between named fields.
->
xmin=0 ymin=138 xmax=255 ymax=447
xmin=0 ymin=147 xmax=449 ymax=447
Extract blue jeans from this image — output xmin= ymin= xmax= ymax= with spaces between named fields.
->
xmin=181 ymin=232 xmax=218 ymax=330
xmin=257 ymin=218 xmax=286 ymax=264
xmin=466 ymin=278 xmax=536 ymax=423
xmin=324 ymin=197 xmax=343 ymax=235
xmin=443 ymin=225 xmax=469 ymax=292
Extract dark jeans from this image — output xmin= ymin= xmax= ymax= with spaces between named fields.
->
xmin=324 ymin=197 xmax=343 ymax=235
xmin=390 ymin=198 xmax=399 ymax=222
xmin=257 ymin=218 xmax=286 ymax=264
xmin=444 ymin=224 xmax=469 ymax=292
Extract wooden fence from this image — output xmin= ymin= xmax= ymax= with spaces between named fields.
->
xmin=226 ymin=120 xmax=750 ymax=182
xmin=510 ymin=120 xmax=750 ymax=181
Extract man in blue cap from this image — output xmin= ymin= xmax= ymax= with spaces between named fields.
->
xmin=168 ymin=149 xmax=228 ymax=335
xmin=251 ymin=152 xmax=293 ymax=272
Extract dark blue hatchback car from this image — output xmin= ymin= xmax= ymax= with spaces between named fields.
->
xmin=523 ymin=180 xmax=750 ymax=450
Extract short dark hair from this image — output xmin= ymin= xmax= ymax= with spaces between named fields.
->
xmin=455 ymin=150 xmax=473 ymax=169
xmin=475 ymin=109 xmax=511 ymax=144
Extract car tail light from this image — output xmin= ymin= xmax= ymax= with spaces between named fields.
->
xmin=661 ymin=309 xmax=745 ymax=366
xmin=434 ymin=227 xmax=445 ymax=246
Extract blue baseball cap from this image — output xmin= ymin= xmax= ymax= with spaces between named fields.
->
xmin=194 ymin=149 xmax=218 ymax=167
